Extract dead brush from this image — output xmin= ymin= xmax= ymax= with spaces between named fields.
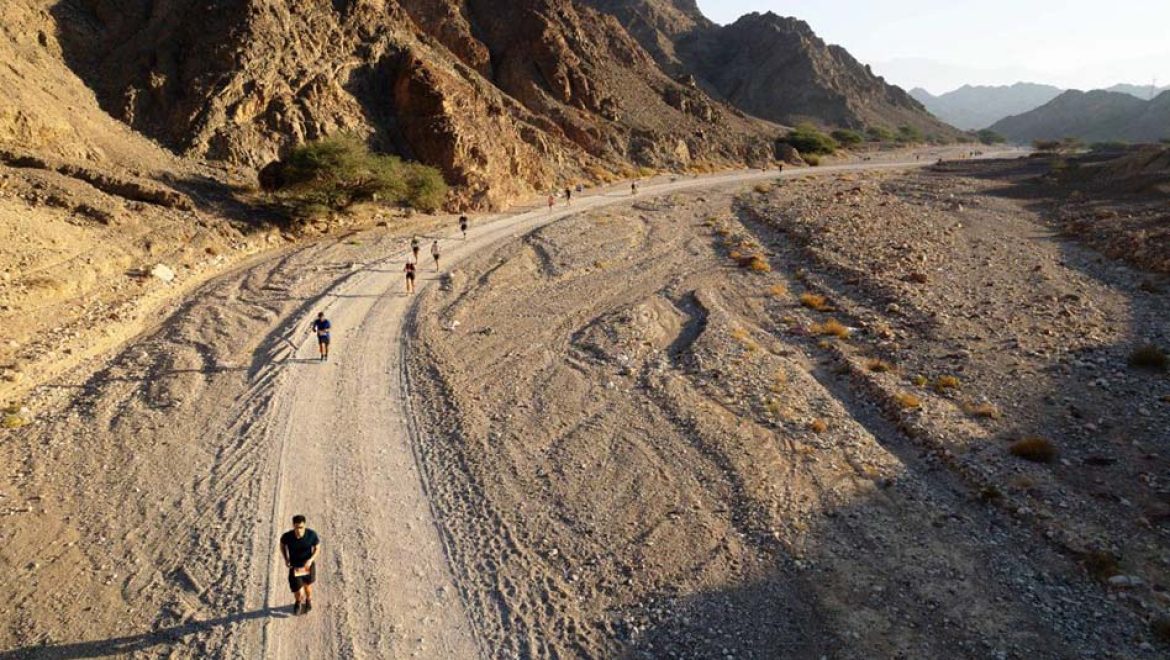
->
xmin=935 ymin=375 xmax=961 ymax=391
xmin=767 ymin=283 xmax=788 ymax=298
xmin=746 ymin=255 xmax=771 ymax=272
xmin=812 ymin=318 xmax=851 ymax=339
xmin=866 ymin=358 xmax=895 ymax=373
xmin=962 ymin=401 xmax=1001 ymax=419
xmin=1009 ymin=436 xmax=1057 ymax=463
xmin=729 ymin=327 xmax=759 ymax=352
xmin=1129 ymin=344 xmax=1168 ymax=371
xmin=808 ymin=418 xmax=828 ymax=433
xmin=893 ymin=393 xmax=921 ymax=409
xmin=799 ymin=292 xmax=831 ymax=311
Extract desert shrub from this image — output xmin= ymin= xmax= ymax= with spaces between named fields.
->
xmin=894 ymin=393 xmax=921 ymax=409
xmin=866 ymin=125 xmax=896 ymax=142
xmin=803 ymin=154 xmax=821 ymax=166
xmin=813 ymin=319 xmax=851 ymax=338
xmin=935 ymin=375 xmax=961 ymax=390
xmin=1080 ymin=549 xmax=1120 ymax=582
xmin=1128 ymin=344 xmax=1168 ymax=371
xmin=1033 ymin=139 xmax=1062 ymax=153
xmin=799 ymin=292 xmax=830 ymax=311
xmin=271 ymin=135 xmax=447 ymax=217
xmin=754 ymin=183 xmax=772 ymax=194
xmin=808 ymin=419 xmax=828 ymax=433
xmin=830 ymin=129 xmax=864 ymax=147
xmin=1151 ymin=616 xmax=1170 ymax=644
xmin=780 ymin=124 xmax=838 ymax=155
xmin=767 ymin=283 xmax=788 ymax=298
xmin=976 ymin=129 xmax=1006 ymax=145
xmin=866 ymin=359 xmax=895 ymax=373
xmin=1009 ymin=436 xmax=1057 ymax=463
xmin=746 ymin=255 xmax=771 ymax=272
xmin=911 ymin=374 xmax=927 ymax=387
xmin=896 ymin=125 xmax=925 ymax=144
xmin=963 ymin=401 xmax=1001 ymax=419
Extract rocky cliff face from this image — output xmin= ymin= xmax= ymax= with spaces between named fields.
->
xmin=52 ymin=0 xmax=776 ymax=209
xmin=584 ymin=6 xmax=956 ymax=138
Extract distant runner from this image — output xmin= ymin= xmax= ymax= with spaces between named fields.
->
xmin=404 ymin=260 xmax=416 ymax=294
xmin=630 ymin=181 xmax=638 ymax=195
xmin=410 ymin=236 xmax=420 ymax=262
xmin=564 ymin=187 xmax=572 ymax=206
xmin=431 ymin=240 xmax=441 ymax=272
xmin=280 ymin=515 xmax=320 ymax=616
xmin=308 ymin=312 xmax=331 ymax=361
xmin=459 ymin=214 xmax=468 ymax=239
xmin=547 ymin=194 xmax=555 ymax=213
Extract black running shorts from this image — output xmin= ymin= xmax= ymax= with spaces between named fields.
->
xmin=288 ymin=563 xmax=316 ymax=592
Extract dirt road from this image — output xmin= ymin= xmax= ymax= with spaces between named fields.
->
xmin=5 ymin=160 xmax=960 ymax=658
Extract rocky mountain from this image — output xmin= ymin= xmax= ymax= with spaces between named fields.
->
xmin=588 ymin=5 xmax=956 ymax=138
xmin=990 ymin=89 xmax=1170 ymax=143
xmin=48 ymin=0 xmax=784 ymax=209
xmin=912 ymin=82 xmax=1170 ymax=131
xmin=910 ymin=83 xmax=1064 ymax=130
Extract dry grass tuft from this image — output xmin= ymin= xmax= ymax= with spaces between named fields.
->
xmin=812 ymin=318 xmax=851 ymax=339
xmin=747 ymin=255 xmax=771 ymax=272
xmin=866 ymin=358 xmax=895 ymax=373
xmin=754 ymin=183 xmax=772 ymax=194
xmin=1081 ymin=549 xmax=1120 ymax=582
xmin=1129 ymin=344 xmax=1168 ymax=371
xmin=893 ymin=393 xmax=921 ymax=409
xmin=963 ymin=401 xmax=1001 ymax=419
xmin=911 ymin=374 xmax=928 ymax=387
xmin=808 ymin=418 xmax=828 ymax=433
xmin=799 ymin=292 xmax=831 ymax=311
xmin=729 ymin=327 xmax=759 ymax=352
xmin=767 ymin=283 xmax=788 ymax=298
xmin=935 ymin=375 xmax=961 ymax=390
xmin=1010 ymin=436 xmax=1057 ymax=463
xmin=715 ymin=227 xmax=731 ymax=237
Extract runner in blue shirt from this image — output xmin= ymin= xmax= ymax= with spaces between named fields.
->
xmin=309 ymin=312 xmax=331 ymax=361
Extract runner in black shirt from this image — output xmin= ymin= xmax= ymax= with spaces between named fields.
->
xmin=279 ymin=515 xmax=320 ymax=615
xmin=309 ymin=312 xmax=331 ymax=361
xmin=459 ymin=215 xmax=469 ymax=239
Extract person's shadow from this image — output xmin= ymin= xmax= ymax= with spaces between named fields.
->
xmin=0 ymin=606 xmax=288 ymax=659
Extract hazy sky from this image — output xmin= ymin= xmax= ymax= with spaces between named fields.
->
xmin=695 ymin=1 xmax=1170 ymax=94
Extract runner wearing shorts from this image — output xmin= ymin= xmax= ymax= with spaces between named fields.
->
xmin=280 ymin=515 xmax=320 ymax=615
xmin=404 ymin=260 xmax=416 ymax=294
xmin=410 ymin=236 xmax=420 ymax=262
xmin=459 ymin=215 xmax=469 ymax=239
xmin=431 ymin=240 xmax=441 ymax=272
xmin=309 ymin=312 xmax=331 ymax=361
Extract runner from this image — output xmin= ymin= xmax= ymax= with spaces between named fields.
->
xmin=410 ymin=236 xmax=420 ymax=262
xmin=630 ymin=181 xmax=638 ymax=195
xmin=431 ymin=240 xmax=441 ymax=272
xmin=404 ymin=259 xmax=416 ymax=294
xmin=564 ymin=187 xmax=571 ymax=206
xmin=279 ymin=515 xmax=320 ymax=616
xmin=459 ymin=214 xmax=468 ymax=239
xmin=547 ymin=194 xmax=555 ymax=213
xmin=308 ymin=312 xmax=331 ymax=361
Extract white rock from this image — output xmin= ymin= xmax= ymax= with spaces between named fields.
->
xmin=150 ymin=264 xmax=176 ymax=283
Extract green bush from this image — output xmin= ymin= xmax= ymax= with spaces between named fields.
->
xmin=803 ymin=153 xmax=821 ymax=166
xmin=896 ymin=125 xmax=925 ymax=144
xmin=780 ymin=123 xmax=838 ymax=155
xmin=866 ymin=126 xmax=897 ymax=142
xmin=272 ymin=135 xmax=447 ymax=217
xmin=976 ymin=129 xmax=1006 ymax=145
xmin=830 ymin=129 xmax=864 ymax=147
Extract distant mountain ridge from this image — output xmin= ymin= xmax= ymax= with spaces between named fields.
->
xmin=989 ymin=89 xmax=1170 ymax=143
xmin=913 ymin=82 xmax=1170 ymax=130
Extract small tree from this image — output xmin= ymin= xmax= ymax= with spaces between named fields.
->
xmin=896 ymin=125 xmax=925 ymax=144
xmin=976 ymin=129 xmax=1006 ymax=145
xmin=270 ymin=135 xmax=447 ymax=217
xmin=779 ymin=123 xmax=838 ymax=155
xmin=866 ymin=125 xmax=896 ymax=142
xmin=830 ymin=129 xmax=864 ymax=147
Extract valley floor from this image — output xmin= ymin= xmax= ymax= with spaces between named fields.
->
xmin=3 ymin=154 xmax=1168 ymax=658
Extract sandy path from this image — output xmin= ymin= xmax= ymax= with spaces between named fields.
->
xmin=0 ymin=151 xmax=1008 ymax=658
xmin=241 ymin=160 xmax=981 ymax=658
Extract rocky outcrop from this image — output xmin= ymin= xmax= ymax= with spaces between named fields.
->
xmin=584 ymin=5 xmax=958 ymax=138
xmin=52 ymin=0 xmax=778 ymax=209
